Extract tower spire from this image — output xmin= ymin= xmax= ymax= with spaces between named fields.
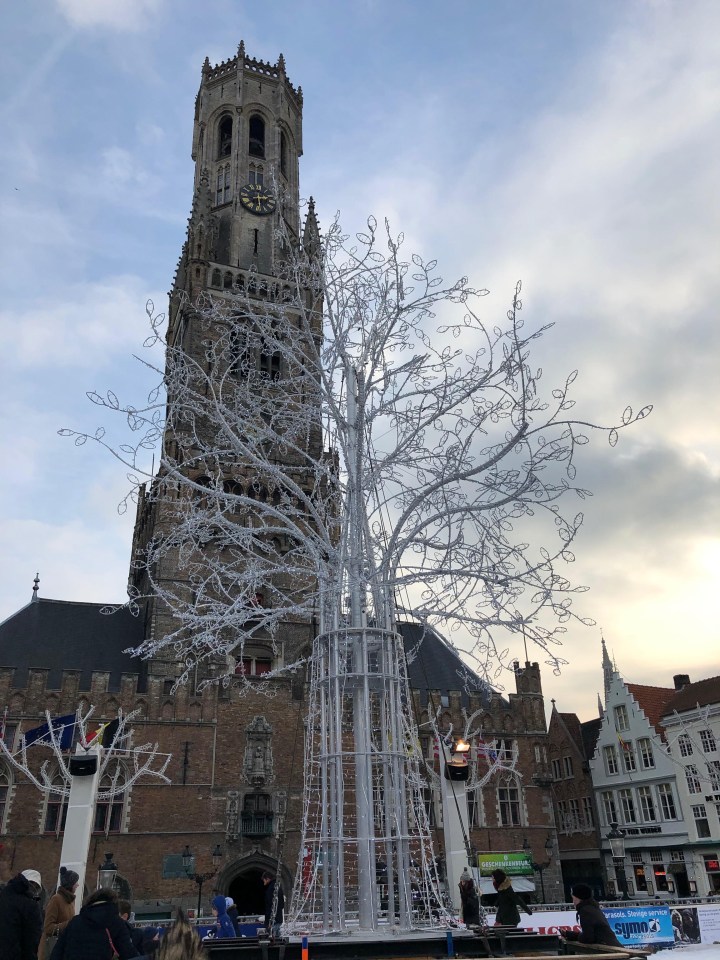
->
xmin=601 ymin=630 xmax=614 ymax=706
xmin=31 ymin=572 xmax=40 ymax=602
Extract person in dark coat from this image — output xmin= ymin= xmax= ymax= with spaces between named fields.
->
xmin=562 ymin=883 xmax=621 ymax=947
xmin=491 ymin=869 xmax=532 ymax=927
xmin=50 ymin=888 xmax=139 ymax=960
xmin=225 ymin=897 xmax=241 ymax=936
xmin=119 ymin=899 xmax=159 ymax=955
xmin=211 ymin=895 xmax=235 ymax=939
xmin=458 ymin=869 xmax=481 ymax=926
xmin=262 ymin=872 xmax=284 ymax=938
xmin=0 ymin=870 xmax=43 ymax=960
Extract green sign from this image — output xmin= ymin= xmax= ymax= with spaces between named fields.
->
xmin=477 ymin=852 xmax=533 ymax=876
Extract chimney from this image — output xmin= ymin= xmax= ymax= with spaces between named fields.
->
xmin=673 ymin=674 xmax=690 ymax=690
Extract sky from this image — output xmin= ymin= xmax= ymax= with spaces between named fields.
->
xmin=1 ymin=0 xmax=718 ymax=721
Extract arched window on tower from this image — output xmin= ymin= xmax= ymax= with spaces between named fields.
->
xmin=216 ymin=165 xmax=231 ymax=206
xmin=218 ymin=115 xmax=233 ymax=159
xmin=249 ymin=115 xmax=265 ymax=158
xmin=280 ymin=130 xmax=289 ymax=179
xmin=44 ymin=772 xmax=68 ymax=834
xmin=249 ymin=163 xmax=264 ymax=186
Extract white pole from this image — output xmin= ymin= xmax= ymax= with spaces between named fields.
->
xmin=57 ymin=744 xmax=102 ymax=911
xmin=439 ymin=750 xmax=470 ymax=913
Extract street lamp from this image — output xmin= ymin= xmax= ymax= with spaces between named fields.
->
xmin=523 ymin=836 xmax=554 ymax=902
xmin=606 ymin=822 xmax=629 ymax=900
xmin=183 ymin=844 xmax=223 ymax=917
xmin=97 ymin=852 xmax=118 ymax=891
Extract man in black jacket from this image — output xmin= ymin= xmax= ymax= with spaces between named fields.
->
xmin=563 ymin=883 xmax=621 ymax=947
xmin=0 ymin=870 xmax=43 ymax=960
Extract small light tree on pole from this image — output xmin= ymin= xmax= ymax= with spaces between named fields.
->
xmin=63 ymin=211 xmax=650 ymax=932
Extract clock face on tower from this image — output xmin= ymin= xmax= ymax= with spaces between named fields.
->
xmin=239 ymin=183 xmax=277 ymax=216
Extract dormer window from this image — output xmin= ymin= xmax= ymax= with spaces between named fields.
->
xmin=218 ymin=115 xmax=233 ymax=158
xmin=249 ymin=115 xmax=265 ymax=158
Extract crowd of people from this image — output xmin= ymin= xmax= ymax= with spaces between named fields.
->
xmin=0 ymin=865 xmax=285 ymax=959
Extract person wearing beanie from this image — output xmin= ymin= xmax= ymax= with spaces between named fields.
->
xmin=211 ymin=894 xmax=235 ymax=939
xmin=225 ymin=896 xmax=241 ymax=936
xmin=458 ymin=870 xmax=482 ymax=927
xmin=39 ymin=867 xmax=79 ymax=959
xmin=562 ymin=884 xmax=621 ymax=946
xmin=490 ymin=869 xmax=532 ymax=927
xmin=0 ymin=870 xmax=43 ymax=960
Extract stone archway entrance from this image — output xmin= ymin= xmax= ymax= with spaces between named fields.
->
xmin=216 ymin=853 xmax=291 ymax=920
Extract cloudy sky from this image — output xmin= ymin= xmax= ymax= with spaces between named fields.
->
xmin=1 ymin=0 xmax=718 ymax=721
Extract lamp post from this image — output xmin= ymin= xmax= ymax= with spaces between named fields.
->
xmin=606 ymin=822 xmax=629 ymax=900
xmin=523 ymin=836 xmax=553 ymax=902
xmin=183 ymin=844 xmax=223 ymax=918
xmin=97 ymin=852 xmax=118 ymax=891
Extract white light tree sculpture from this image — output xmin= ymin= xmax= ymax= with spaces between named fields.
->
xmin=62 ymin=210 xmax=650 ymax=932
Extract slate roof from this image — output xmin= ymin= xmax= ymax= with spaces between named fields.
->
xmin=661 ymin=675 xmax=720 ymax=716
xmin=626 ymin=682 xmax=676 ymax=735
xmin=580 ymin=716 xmax=602 ymax=760
xmin=398 ymin=620 xmax=493 ymax=708
xmin=0 ymin=598 xmax=146 ymax=693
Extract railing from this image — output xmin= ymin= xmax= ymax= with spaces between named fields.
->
xmin=240 ymin=812 xmax=274 ymax=837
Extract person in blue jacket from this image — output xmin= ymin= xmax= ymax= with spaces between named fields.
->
xmin=211 ymin=895 xmax=235 ymax=939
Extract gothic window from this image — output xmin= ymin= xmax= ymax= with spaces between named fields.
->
xmin=216 ymin=165 xmax=231 ymax=206
xmin=223 ymin=271 xmax=233 ymax=289
xmin=44 ymin=773 xmax=68 ymax=834
xmin=211 ymin=269 xmax=222 ymax=288
xmin=280 ymin=130 xmax=288 ymax=178
xmin=249 ymin=164 xmax=264 ymax=186
xmin=93 ymin=762 xmax=127 ymax=835
xmin=249 ymin=114 xmax=265 ymax=158
xmin=497 ymin=778 xmax=522 ymax=826
xmin=218 ymin=115 xmax=233 ymax=159
xmin=0 ymin=766 xmax=11 ymax=832
xmin=259 ymin=345 xmax=281 ymax=381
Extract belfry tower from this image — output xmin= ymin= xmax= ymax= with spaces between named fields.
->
xmin=130 ymin=45 xmax=322 ymax=677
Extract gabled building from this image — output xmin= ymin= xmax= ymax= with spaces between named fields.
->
xmin=660 ymin=674 xmax=720 ymax=896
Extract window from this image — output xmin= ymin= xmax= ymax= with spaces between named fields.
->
xmin=235 ymin=656 xmax=272 ymax=677
xmin=569 ymin=798 xmax=581 ymax=829
xmin=650 ymin=850 xmax=664 ymax=863
xmin=678 ymin=734 xmax=694 ymax=757
xmin=557 ymin=799 xmax=569 ymax=832
xmin=685 ymin=764 xmax=702 ymax=794
xmin=215 ymin=165 xmax=231 ymax=205
xmin=630 ymin=851 xmax=643 ymax=864
xmin=467 ymin=789 xmax=482 ymax=827
xmin=563 ymin=756 xmax=574 ymax=778
xmin=709 ymin=760 xmax=720 ymax=792
xmin=498 ymin=784 xmax=521 ymax=826
xmin=638 ymin=737 xmax=655 ymax=769
xmin=619 ymin=789 xmax=637 ymax=824
xmin=241 ymin=792 xmax=273 ymax=837
xmin=259 ymin=345 xmax=281 ymax=381
xmin=621 ymin=742 xmax=637 ymax=772
xmin=692 ymin=804 xmax=711 ymax=839
xmin=637 ymin=785 xmax=656 ymax=822
xmin=700 ymin=729 xmax=717 ymax=753
xmin=280 ymin=130 xmax=288 ymax=178
xmin=249 ymin=163 xmax=264 ymax=186
xmin=658 ymin=783 xmax=677 ymax=820
xmin=603 ymin=744 xmax=619 ymax=775
xmin=551 ymin=758 xmax=562 ymax=780
xmin=44 ymin=775 xmax=68 ymax=834
xmin=602 ymin=791 xmax=617 ymax=825
xmin=582 ymin=796 xmax=595 ymax=828
xmin=496 ymin=739 xmax=515 ymax=761
xmin=94 ymin=762 xmax=126 ymax=834
xmin=218 ymin=115 xmax=233 ymax=158
xmin=249 ymin=114 xmax=265 ymax=158
xmin=614 ymin=705 xmax=629 ymax=731
xmin=1 ymin=724 xmax=17 ymax=752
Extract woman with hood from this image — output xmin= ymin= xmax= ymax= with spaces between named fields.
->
xmin=50 ymin=888 xmax=139 ymax=960
xmin=211 ymin=895 xmax=235 ymax=939
xmin=0 ymin=870 xmax=43 ymax=960
xmin=39 ymin=867 xmax=78 ymax=959
xmin=491 ymin=869 xmax=532 ymax=927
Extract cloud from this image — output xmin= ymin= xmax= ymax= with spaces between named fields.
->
xmin=55 ymin=0 xmax=164 ymax=32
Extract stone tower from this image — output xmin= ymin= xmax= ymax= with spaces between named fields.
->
xmin=130 ymin=45 xmax=322 ymax=679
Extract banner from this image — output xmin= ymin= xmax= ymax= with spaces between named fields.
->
xmin=603 ymin=906 xmax=675 ymax=947
xmin=477 ymin=852 xmax=533 ymax=876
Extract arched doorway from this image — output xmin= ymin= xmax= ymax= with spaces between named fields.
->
xmin=229 ymin=867 xmax=265 ymax=916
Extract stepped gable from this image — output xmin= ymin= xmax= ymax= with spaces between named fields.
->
xmin=661 ymin=675 xmax=720 ymax=716
xmin=398 ymin=620 xmax=492 ymax=708
xmin=0 ymin=598 xmax=145 ymax=692
xmin=626 ymin=681 xmax=676 ymax=736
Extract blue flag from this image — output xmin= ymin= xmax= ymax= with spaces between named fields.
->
xmin=23 ymin=714 xmax=76 ymax=750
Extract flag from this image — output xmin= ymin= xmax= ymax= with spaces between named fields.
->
xmin=23 ymin=714 xmax=76 ymax=750
xmin=85 ymin=717 xmax=121 ymax=748
xmin=617 ymin=732 xmax=632 ymax=752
